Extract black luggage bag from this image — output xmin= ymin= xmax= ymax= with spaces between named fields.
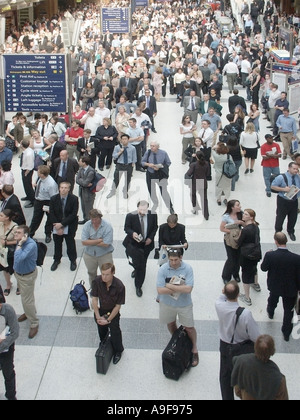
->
xmin=162 ymin=325 xmax=193 ymax=380
xmin=95 ymin=332 xmax=114 ymax=374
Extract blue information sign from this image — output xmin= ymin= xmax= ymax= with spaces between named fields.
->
xmin=3 ymin=54 xmax=67 ymax=113
xmin=102 ymin=8 xmax=130 ymax=33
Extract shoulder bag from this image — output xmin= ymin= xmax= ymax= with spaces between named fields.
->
xmin=228 ymin=307 xmax=255 ymax=359
xmin=240 ymin=226 xmax=262 ymax=261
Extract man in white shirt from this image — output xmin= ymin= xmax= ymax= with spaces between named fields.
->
xmin=222 ymin=58 xmax=239 ymax=93
xmin=131 ymin=107 xmax=152 ymax=155
xmin=81 ymin=107 xmax=103 ymax=136
xmin=20 ymin=139 xmax=35 ymax=206
xmin=95 ymin=100 xmax=111 ymax=120
xmin=240 ymin=56 xmax=251 ymax=87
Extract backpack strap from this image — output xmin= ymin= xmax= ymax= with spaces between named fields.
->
xmin=230 ymin=307 xmax=245 ymax=344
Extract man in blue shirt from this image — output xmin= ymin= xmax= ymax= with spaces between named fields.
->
xmin=13 ymin=225 xmax=39 ymax=339
xmin=276 ymin=108 xmax=298 ymax=159
xmin=157 ymin=249 xmax=198 ymax=367
xmin=141 ymin=141 xmax=174 ymax=214
xmin=0 ymin=138 xmax=13 ymax=166
xmin=272 ymin=162 xmax=300 ymax=241
xmin=106 ymin=134 xmax=137 ymax=199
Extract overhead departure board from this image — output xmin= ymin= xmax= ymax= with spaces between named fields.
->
xmin=102 ymin=8 xmax=130 ymax=33
xmin=3 ymin=54 xmax=67 ymax=113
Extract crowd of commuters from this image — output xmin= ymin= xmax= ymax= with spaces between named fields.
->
xmin=0 ymin=0 xmax=299 ymax=401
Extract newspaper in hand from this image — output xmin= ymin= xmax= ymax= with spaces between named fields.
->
xmin=0 ymin=326 xmax=10 ymax=340
xmin=88 ymin=141 xmax=95 ymax=149
xmin=169 ymin=275 xmax=185 ymax=300
xmin=284 ymin=185 xmax=300 ymax=200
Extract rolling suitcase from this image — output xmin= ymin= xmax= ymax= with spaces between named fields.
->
xmin=95 ymin=332 xmax=114 ymax=374
xmin=162 ymin=325 xmax=193 ymax=380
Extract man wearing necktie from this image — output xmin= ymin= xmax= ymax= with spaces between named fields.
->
xmin=77 ymin=129 xmax=97 ymax=169
xmin=183 ymin=90 xmax=201 ymax=124
xmin=271 ymin=162 xmax=300 ymax=241
xmin=49 ymin=182 xmax=79 ymax=272
xmin=123 ymin=201 xmax=158 ymax=297
xmin=106 ymin=134 xmax=137 ymax=199
xmin=53 ymin=150 xmax=79 ymax=193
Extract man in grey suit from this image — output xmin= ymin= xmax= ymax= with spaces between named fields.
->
xmin=76 ymin=156 xmax=96 ymax=224
xmin=74 ymin=69 xmax=88 ymax=105
xmin=182 ymin=90 xmax=201 ymax=124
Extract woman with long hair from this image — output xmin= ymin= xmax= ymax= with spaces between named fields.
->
xmin=237 ymin=209 xmax=262 ymax=306
xmin=211 ymin=142 xmax=234 ymax=205
xmin=179 ymin=115 xmax=196 ymax=164
xmin=220 ymin=200 xmax=244 ymax=284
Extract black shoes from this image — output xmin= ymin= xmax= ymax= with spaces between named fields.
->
xmin=24 ymin=202 xmax=34 ymax=208
xmin=21 ymin=197 xmax=29 ymax=201
xmin=78 ymin=220 xmax=87 ymax=225
xmin=136 ymin=287 xmax=143 ymax=297
xmin=113 ymin=352 xmax=122 ymax=364
xmin=70 ymin=261 xmax=77 ymax=271
xmin=131 ymin=270 xmax=136 ymax=278
xmin=45 ymin=234 xmax=52 ymax=244
xmin=51 ymin=261 xmax=60 ymax=271
xmin=289 ymin=233 xmax=296 ymax=241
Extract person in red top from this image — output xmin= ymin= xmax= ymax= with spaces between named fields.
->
xmin=261 ymin=134 xmax=282 ymax=197
xmin=65 ymin=120 xmax=84 ymax=160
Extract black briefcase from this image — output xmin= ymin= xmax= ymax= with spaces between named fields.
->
xmin=95 ymin=333 xmax=114 ymax=374
xmin=162 ymin=325 xmax=193 ymax=380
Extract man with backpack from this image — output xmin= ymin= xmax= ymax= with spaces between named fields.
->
xmin=13 ymin=225 xmax=39 ymax=339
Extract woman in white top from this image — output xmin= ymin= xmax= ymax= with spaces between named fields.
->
xmin=240 ymin=122 xmax=259 ymax=174
xmin=211 ymin=142 xmax=234 ymax=205
xmin=180 ymin=115 xmax=196 ymax=164
xmin=30 ymin=129 xmax=45 ymax=152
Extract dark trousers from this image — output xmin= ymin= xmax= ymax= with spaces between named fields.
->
xmin=53 ymin=233 xmax=77 ymax=262
xmin=0 ymin=344 xmax=17 ymax=400
xmin=29 ymin=199 xmax=52 ymax=236
xmin=222 ymin=241 xmax=240 ymax=282
xmin=21 ymin=169 xmax=35 ymax=203
xmin=113 ymin=163 xmax=133 ymax=192
xmin=98 ymin=147 xmax=113 ymax=169
xmin=126 ymin=243 xmax=152 ymax=289
xmin=267 ymin=293 xmax=296 ymax=337
xmin=95 ymin=311 xmax=124 ymax=354
xmin=133 ymin=143 xmax=143 ymax=169
xmin=275 ymin=195 xmax=298 ymax=234
xmin=146 ymin=171 xmax=173 ymax=212
xmin=219 ymin=340 xmax=234 ymax=400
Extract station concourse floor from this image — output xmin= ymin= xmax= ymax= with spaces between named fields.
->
xmin=1 ymin=84 xmax=300 ymax=401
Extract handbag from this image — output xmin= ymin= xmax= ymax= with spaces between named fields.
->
xmin=228 ymin=307 xmax=255 ymax=359
xmin=240 ymin=226 xmax=262 ymax=261
xmin=0 ymin=247 xmax=8 ymax=268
